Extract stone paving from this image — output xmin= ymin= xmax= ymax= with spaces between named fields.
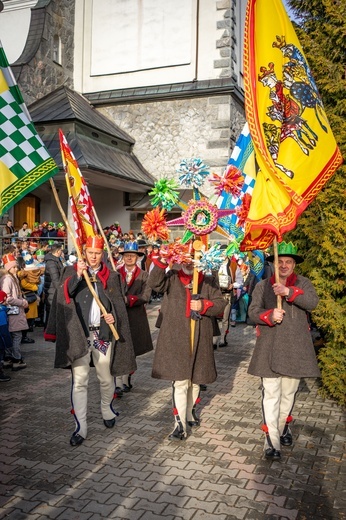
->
xmin=0 ymin=303 xmax=345 ymax=520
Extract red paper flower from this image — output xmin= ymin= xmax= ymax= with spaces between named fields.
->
xmin=236 ymin=193 xmax=252 ymax=227
xmin=210 ymin=165 xmax=244 ymax=197
xmin=159 ymin=240 xmax=192 ymax=265
xmin=141 ymin=207 xmax=170 ymax=241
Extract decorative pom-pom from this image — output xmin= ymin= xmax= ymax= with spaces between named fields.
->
xmin=176 ymin=158 xmax=210 ymax=188
xmin=159 ymin=240 xmax=192 ymax=265
xmin=149 ymin=178 xmax=180 ymax=211
xmin=210 ymin=165 xmax=244 ymax=197
xmin=193 ymin=243 xmax=225 ymax=274
xmin=236 ymin=193 xmax=252 ymax=227
xmin=141 ymin=207 xmax=170 ymax=241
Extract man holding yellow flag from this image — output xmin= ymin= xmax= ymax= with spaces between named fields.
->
xmin=247 ymin=243 xmax=320 ymax=459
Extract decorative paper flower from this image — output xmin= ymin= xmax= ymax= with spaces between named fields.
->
xmin=210 ymin=165 xmax=244 ymax=197
xmin=236 ymin=193 xmax=252 ymax=227
xmin=141 ymin=207 xmax=170 ymax=241
xmin=159 ymin=240 xmax=192 ymax=265
xmin=149 ymin=178 xmax=180 ymax=211
xmin=193 ymin=243 xmax=225 ymax=274
xmin=225 ymin=238 xmax=242 ymax=257
xmin=176 ymin=158 xmax=210 ymax=188
xmin=183 ymin=198 xmax=219 ymax=236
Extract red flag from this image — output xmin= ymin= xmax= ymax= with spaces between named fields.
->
xmin=59 ymin=129 xmax=98 ymax=250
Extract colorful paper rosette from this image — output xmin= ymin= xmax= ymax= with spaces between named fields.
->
xmin=148 ymin=178 xmax=180 ymax=211
xmin=176 ymin=158 xmax=210 ymax=189
xmin=141 ymin=207 xmax=170 ymax=242
xmin=193 ymin=243 xmax=225 ymax=274
xmin=184 ymin=198 xmax=219 ymax=235
xmin=209 ymin=165 xmax=244 ymax=197
xmin=159 ymin=240 xmax=192 ymax=265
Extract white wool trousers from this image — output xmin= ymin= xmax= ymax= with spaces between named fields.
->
xmin=71 ymin=339 xmax=116 ymax=439
xmin=261 ymin=376 xmax=300 ymax=451
xmin=172 ymin=379 xmax=200 ymax=433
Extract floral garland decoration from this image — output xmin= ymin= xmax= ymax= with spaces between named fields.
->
xmin=183 ymin=198 xmax=219 ymax=235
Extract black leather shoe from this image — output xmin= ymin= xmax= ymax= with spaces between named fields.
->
xmin=218 ymin=342 xmax=228 ymax=347
xmin=70 ymin=433 xmax=84 ymax=447
xmin=115 ymin=387 xmax=123 ymax=398
xmin=21 ymin=337 xmax=35 ymax=344
xmin=188 ymin=420 xmax=200 ymax=427
xmin=265 ymin=448 xmax=281 ymax=460
xmin=280 ymin=433 xmax=293 ymax=446
xmin=168 ymin=426 xmax=186 ymax=441
xmin=122 ymin=384 xmax=131 ymax=393
xmin=103 ymin=418 xmax=116 ymax=428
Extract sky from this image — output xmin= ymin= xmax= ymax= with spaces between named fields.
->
xmin=282 ymin=0 xmax=297 ymax=22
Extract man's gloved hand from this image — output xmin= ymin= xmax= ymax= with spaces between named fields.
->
xmin=190 ymin=294 xmax=202 ymax=321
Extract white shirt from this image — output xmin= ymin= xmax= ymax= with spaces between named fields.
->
xmin=88 ymin=266 xmax=101 ymax=327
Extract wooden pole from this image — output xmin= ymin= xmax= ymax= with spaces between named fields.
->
xmin=49 ymin=178 xmax=119 ymax=340
xmin=273 ymin=236 xmax=282 ymax=310
xmin=92 ymin=207 xmax=117 ymax=272
xmin=190 ymin=239 xmax=203 ymax=353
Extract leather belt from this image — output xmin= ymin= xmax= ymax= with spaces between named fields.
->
xmin=89 ymin=326 xmax=100 ymax=331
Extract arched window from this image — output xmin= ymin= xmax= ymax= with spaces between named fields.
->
xmin=53 ymin=34 xmax=62 ymax=65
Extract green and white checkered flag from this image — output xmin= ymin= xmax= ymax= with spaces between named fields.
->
xmin=0 ymin=42 xmax=59 ymax=216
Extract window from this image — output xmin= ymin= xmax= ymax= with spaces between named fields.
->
xmin=53 ymin=34 xmax=62 ymax=65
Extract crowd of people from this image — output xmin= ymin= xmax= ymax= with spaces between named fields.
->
xmin=0 ymin=218 xmax=321 ymax=460
xmin=2 ymin=219 xmax=67 ymax=241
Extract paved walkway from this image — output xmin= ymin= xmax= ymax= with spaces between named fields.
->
xmin=0 ymin=303 xmax=345 ymax=520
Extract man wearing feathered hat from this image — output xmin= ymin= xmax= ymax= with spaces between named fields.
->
xmin=45 ymin=235 xmax=136 ymax=447
xmin=148 ymin=245 xmax=226 ymax=441
xmin=247 ymin=242 xmax=320 ymax=460
xmin=116 ymin=242 xmax=153 ymax=393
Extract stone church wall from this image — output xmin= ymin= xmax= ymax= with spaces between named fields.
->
xmin=101 ymin=95 xmax=245 ymax=190
xmin=100 ymin=92 xmax=245 ymax=232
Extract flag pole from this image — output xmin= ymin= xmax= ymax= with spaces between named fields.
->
xmin=191 ymin=239 xmax=203 ymax=353
xmin=91 ymin=207 xmax=117 ymax=272
xmin=273 ymin=236 xmax=282 ymax=310
xmin=49 ymin=178 xmax=119 ymax=340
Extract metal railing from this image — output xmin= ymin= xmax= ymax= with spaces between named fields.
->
xmin=0 ymin=235 xmax=68 ymax=256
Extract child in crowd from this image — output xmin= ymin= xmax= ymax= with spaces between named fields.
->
xmin=0 ymin=290 xmax=12 ymax=382
xmin=18 ymin=254 xmax=43 ymax=335
xmin=0 ymin=254 xmax=28 ymax=370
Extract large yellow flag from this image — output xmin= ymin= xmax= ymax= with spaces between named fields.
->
xmin=242 ymin=0 xmax=343 ymax=250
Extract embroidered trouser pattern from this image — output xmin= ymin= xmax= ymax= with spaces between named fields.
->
xmin=71 ymin=339 xmax=116 ymax=438
xmin=261 ymin=376 xmax=300 ymax=450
